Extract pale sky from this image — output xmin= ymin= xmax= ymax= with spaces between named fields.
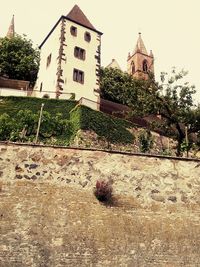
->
xmin=1 ymin=0 xmax=200 ymax=103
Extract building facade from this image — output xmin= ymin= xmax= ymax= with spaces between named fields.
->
xmin=127 ymin=33 xmax=154 ymax=80
xmin=33 ymin=5 xmax=103 ymax=107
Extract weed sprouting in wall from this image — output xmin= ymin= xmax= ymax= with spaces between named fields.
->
xmin=94 ymin=179 xmax=113 ymax=202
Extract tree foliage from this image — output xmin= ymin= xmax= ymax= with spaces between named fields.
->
xmin=143 ymin=69 xmax=196 ymax=155
xmin=100 ymin=67 xmax=146 ymax=108
xmin=0 ymin=35 xmax=40 ymax=85
xmin=100 ymin=67 xmax=197 ymax=155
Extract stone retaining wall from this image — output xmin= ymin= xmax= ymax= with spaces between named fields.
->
xmin=0 ymin=143 xmax=200 ymax=266
xmin=1 ymin=143 xmax=200 ymax=205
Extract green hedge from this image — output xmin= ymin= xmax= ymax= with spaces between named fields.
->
xmin=0 ymin=96 xmax=77 ymax=119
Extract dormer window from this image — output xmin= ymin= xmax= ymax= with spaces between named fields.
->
xmin=70 ymin=26 xmax=77 ymax=36
xmin=143 ymin=60 xmax=148 ymax=72
xmin=84 ymin=31 xmax=91 ymax=42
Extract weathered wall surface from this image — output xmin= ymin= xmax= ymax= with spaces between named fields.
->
xmin=0 ymin=143 xmax=200 ymax=266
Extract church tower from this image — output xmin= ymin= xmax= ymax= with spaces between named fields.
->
xmin=6 ymin=15 xmax=15 ymax=39
xmin=127 ymin=33 xmax=154 ymax=80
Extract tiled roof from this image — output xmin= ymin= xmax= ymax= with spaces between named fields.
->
xmin=39 ymin=5 xmax=102 ymax=48
xmin=0 ymin=77 xmax=29 ymax=90
xmin=66 ymin=5 xmax=96 ymax=31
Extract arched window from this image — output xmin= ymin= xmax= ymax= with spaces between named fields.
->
xmin=143 ymin=60 xmax=148 ymax=72
xmin=131 ymin=61 xmax=135 ymax=74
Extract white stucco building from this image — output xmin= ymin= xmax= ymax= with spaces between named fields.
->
xmin=33 ymin=5 xmax=103 ymax=108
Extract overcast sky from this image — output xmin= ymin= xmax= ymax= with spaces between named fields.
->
xmin=1 ymin=0 xmax=200 ymax=102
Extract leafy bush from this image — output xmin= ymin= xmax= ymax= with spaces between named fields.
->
xmin=138 ymin=130 xmax=154 ymax=153
xmin=0 ymin=113 xmax=14 ymax=140
xmin=94 ymin=180 xmax=113 ymax=202
xmin=180 ymin=140 xmax=191 ymax=152
xmin=0 ymin=96 xmax=77 ymax=119
xmin=0 ymin=109 xmax=73 ymax=143
xmin=160 ymin=149 xmax=172 ymax=156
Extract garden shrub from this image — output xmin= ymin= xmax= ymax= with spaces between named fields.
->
xmin=138 ymin=130 xmax=154 ymax=153
xmin=0 ymin=96 xmax=77 ymax=119
xmin=0 ymin=109 xmax=73 ymax=144
xmin=0 ymin=113 xmax=14 ymax=140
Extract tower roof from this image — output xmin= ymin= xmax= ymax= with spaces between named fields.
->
xmin=66 ymin=5 xmax=96 ymax=31
xmin=6 ymin=15 xmax=15 ymax=39
xmin=106 ymin=59 xmax=122 ymax=70
xmin=134 ymin=33 xmax=147 ymax=54
xmin=39 ymin=5 xmax=102 ymax=48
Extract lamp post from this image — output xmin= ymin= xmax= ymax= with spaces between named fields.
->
xmin=35 ymin=103 xmax=44 ymax=144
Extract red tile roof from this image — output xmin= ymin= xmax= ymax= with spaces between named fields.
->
xmin=66 ymin=5 xmax=96 ymax=31
xmin=0 ymin=77 xmax=29 ymax=90
xmin=39 ymin=6 xmax=102 ymax=48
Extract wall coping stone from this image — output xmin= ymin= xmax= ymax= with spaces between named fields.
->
xmin=1 ymin=141 xmax=200 ymax=162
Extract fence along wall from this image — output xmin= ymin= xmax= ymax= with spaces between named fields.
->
xmin=0 ymin=143 xmax=200 ymax=266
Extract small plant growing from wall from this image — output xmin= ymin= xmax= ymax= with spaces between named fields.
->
xmin=160 ymin=148 xmax=172 ymax=156
xmin=94 ymin=180 xmax=113 ymax=202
